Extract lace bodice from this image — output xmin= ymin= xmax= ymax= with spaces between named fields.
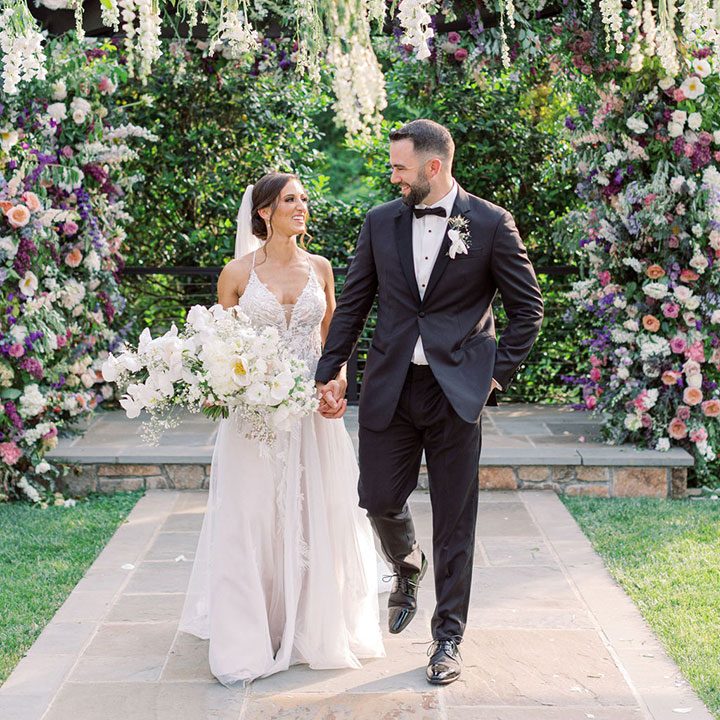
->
xmin=236 ymin=253 xmax=326 ymax=378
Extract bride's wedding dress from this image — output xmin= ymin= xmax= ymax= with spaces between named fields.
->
xmin=179 ymin=252 xmax=385 ymax=685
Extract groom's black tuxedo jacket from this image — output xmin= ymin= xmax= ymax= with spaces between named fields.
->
xmin=316 ymin=184 xmax=544 ymax=432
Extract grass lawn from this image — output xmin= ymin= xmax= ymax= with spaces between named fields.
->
xmin=563 ymin=497 xmax=720 ymax=717
xmin=0 ymin=491 xmax=143 ymax=685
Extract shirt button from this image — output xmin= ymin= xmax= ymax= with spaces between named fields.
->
xmin=418 ymin=310 xmax=425 ymax=317
xmin=425 ymin=256 xmax=429 ymax=260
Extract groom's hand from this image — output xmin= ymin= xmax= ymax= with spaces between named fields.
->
xmin=316 ymin=379 xmax=348 ymax=419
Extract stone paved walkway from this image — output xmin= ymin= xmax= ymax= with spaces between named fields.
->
xmin=0 ymin=489 xmax=712 ymax=720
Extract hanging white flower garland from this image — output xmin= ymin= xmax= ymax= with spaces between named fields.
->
xmin=2 ymin=0 xmax=720 ymax=132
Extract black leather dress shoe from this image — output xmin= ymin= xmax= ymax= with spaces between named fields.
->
xmin=426 ymin=638 xmax=462 ymax=685
xmin=387 ymin=552 xmax=427 ymax=634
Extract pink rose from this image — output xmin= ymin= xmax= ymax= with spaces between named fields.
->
xmin=698 ymin=131 xmax=713 ymax=146
xmin=677 ymin=405 xmax=691 ymax=420
xmin=598 ymin=270 xmax=611 ymax=286
xmin=9 ymin=343 xmax=25 ymax=358
xmin=590 ymin=367 xmax=601 ymax=382
xmin=590 ymin=355 xmax=603 ymax=367
xmin=668 ymin=235 xmax=679 ymax=248
xmin=684 ymin=386 xmax=703 ymax=406
xmin=686 ymin=341 xmax=706 ymax=363
xmin=42 ymin=426 xmax=58 ymax=439
xmin=662 ymin=302 xmax=679 ymax=318
xmin=673 ymin=89 xmax=686 ymax=102
xmin=670 ymin=336 xmax=687 ymax=354
xmin=22 ymin=192 xmax=41 ymax=212
xmin=62 ymin=220 xmax=79 ymax=236
xmin=668 ymin=417 xmax=688 ymax=439
xmin=0 ymin=441 xmax=22 ymax=465
xmin=662 ymin=370 xmax=681 ymax=385
xmin=689 ymin=427 xmax=708 ymax=443
xmin=56 ymin=333 xmax=68 ymax=348
xmin=641 ymin=413 xmax=653 ymax=428
xmin=7 ymin=204 xmax=30 ymax=228
xmin=684 ymin=143 xmax=696 ymax=158
xmin=447 ymin=32 xmax=461 ymax=44
xmin=454 ymin=49 xmax=468 ymax=62
xmin=586 ymin=395 xmax=597 ymax=409
xmin=701 ymin=399 xmax=720 ymax=417
xmin=61 ymin=145 xmax=74 ymax=159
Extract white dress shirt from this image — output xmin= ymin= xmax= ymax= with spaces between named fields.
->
xmin=411 ymin=183 xmax=458 ymax=364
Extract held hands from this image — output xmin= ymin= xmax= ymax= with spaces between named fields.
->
xmin=316 ymin=378 xmax=348 ymax=419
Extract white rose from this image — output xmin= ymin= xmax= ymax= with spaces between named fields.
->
xmin=711 ymin=309 xmax=720 ymax=324
xmin=689 ymin=253 xmax=708 ymax=273
xmin=714 ymin=130 xmax=720 ymax=145
xmin=667 ymin=121 xmax=684 ymax=138
xmin=617 ymin=366 xmax=630 ymax=380
xmin=47 ymin=102 xmax=67 ymax=122
xmin=72 ymin=109 xmax=87 ymax=125
xmin=673 ymin=285 xmax=693 ymax=302
xmin=671 ymin=110 xmax=687 ymax=125
xmin=624 ymin=414 xmax=642 ymax=431
xmin=688 ymin=112 xmax=702 ymax=131
xmin=685 ymin=296 xmax=701 ymax=310
xmin=623 ymin=319 xmax=640 ymax=332
xmin=687 ymin=373 xmax=703 ymax=388
xmin=35 ymin=460 xmax=51 ymax=474
xmin=658 ymin=77 xmax=674 ymax=90
xmin=670 ymin=176 xmax=685 ymax=193
xmin=710 ymin=230 xmax=720 ymax=250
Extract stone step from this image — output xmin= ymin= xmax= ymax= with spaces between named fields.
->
xmin=49 ymin=405 xmax=693 ymax=499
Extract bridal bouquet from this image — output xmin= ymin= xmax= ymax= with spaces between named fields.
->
xmin=101 ymin=304 xmax=318 ymax=445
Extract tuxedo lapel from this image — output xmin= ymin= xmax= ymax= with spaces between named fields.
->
xmin=394 ymin=203 xmax=421 ymax=304
xmin=423 ymin=185 xmax=472 ymax=301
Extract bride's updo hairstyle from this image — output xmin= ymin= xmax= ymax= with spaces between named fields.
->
xmin=251 ymin=171 xmax=303 ymax=243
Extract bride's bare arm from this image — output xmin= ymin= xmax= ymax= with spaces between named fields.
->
xmin=217 ymin=258 xmax=251 ymax=309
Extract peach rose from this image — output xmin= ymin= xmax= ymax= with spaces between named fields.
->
xmin=668 ymin=417 xmax=688 ymax=439
xmin=683 ymin=386 xmax=703 ymax=406
xmin=701 ymin=399 xmax=720 ymax=417
xmin=22 ymin=192 xmax=41 ymax=212
xmin=642 ymin=314 xmax=661 ymax=332
xmin=0 ymin=200 xmax=13 ymax=214
xmin=661 ymin=370 xmax=680 ymax=385
xmin=65 ymin=247 xmax=83 ymax=267
xmin=7 ymin=204 xmax=30 ymax=228
xmin=646 ymin=264 xmax=665 ymax=279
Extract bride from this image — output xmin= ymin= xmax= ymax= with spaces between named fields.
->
xmin=178 ymin=172 xmax=386 ymax=685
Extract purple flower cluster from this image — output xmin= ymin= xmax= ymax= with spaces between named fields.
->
xmin=12 ymin=235 xmax=39 ymax=275
xmin=4 ymin=401 xmax=23 ymax=431
xmin=19 ymin=356 xmax=43 ymax=380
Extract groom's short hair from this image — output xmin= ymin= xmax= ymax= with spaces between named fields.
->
xmin=389 ymin=120 xmax=454 ymax=163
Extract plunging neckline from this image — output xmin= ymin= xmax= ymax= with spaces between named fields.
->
xmin=250 ymin=262 xmax=314 ymax=330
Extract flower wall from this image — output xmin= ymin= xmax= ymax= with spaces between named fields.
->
xmin=0 ymin=38 xmax=156 ymax=501
xmin=562 ymin=24 xmax=720 ymax=482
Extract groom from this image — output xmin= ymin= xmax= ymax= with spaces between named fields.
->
xmin=316 ymin=119 xmax=543 ymax=684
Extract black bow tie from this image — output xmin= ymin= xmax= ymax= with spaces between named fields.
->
xmin=413 ymin=206 xmax=447 ymax=219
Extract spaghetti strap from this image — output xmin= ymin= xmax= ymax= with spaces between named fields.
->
xmin=251 ymin=250 xmax=257 ymax=270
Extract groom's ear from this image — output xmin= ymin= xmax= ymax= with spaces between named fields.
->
xmin=427 ymin=157 xmax=442 ymax=179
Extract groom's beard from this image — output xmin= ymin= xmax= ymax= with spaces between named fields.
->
xmin=401 ymin=169 xmax=431 ymax=207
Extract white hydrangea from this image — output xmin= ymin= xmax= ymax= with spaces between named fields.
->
xmin=639 ymin=336 xmax=671 ymax=359
xmin=623 ymin=257 xmax=643 ymax=272
xmin=19 ymin=384 xmax=46 ymax=418
xmin=611 ymin=329 xmax=637 ymax=343
xmin=17 ymin=476 xmax=41 ymax=502
xmin=655 ymin=438 xmax=670 ymax=451
xmin=643 ymin=282 xmax=669 ymax=299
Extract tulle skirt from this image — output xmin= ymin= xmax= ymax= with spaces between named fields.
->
xmin=179 ymin=411 xmax=386 ymax=686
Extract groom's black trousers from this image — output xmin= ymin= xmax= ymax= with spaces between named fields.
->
xmin=358 ymin=363 xmax=482 ymax=641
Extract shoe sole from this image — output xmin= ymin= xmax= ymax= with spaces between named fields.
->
xmin=426 ymin=673 xmax=460 ymax=685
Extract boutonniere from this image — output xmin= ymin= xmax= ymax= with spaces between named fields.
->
xmin=447 ymin=215 xmax=471 ymax=259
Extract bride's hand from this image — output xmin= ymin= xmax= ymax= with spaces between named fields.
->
xmin=317 ymin=379 xmax=348 ymax=419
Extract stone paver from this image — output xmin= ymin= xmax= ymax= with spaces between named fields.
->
xmin=0 ymin=489 xmax=713 ymax=720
